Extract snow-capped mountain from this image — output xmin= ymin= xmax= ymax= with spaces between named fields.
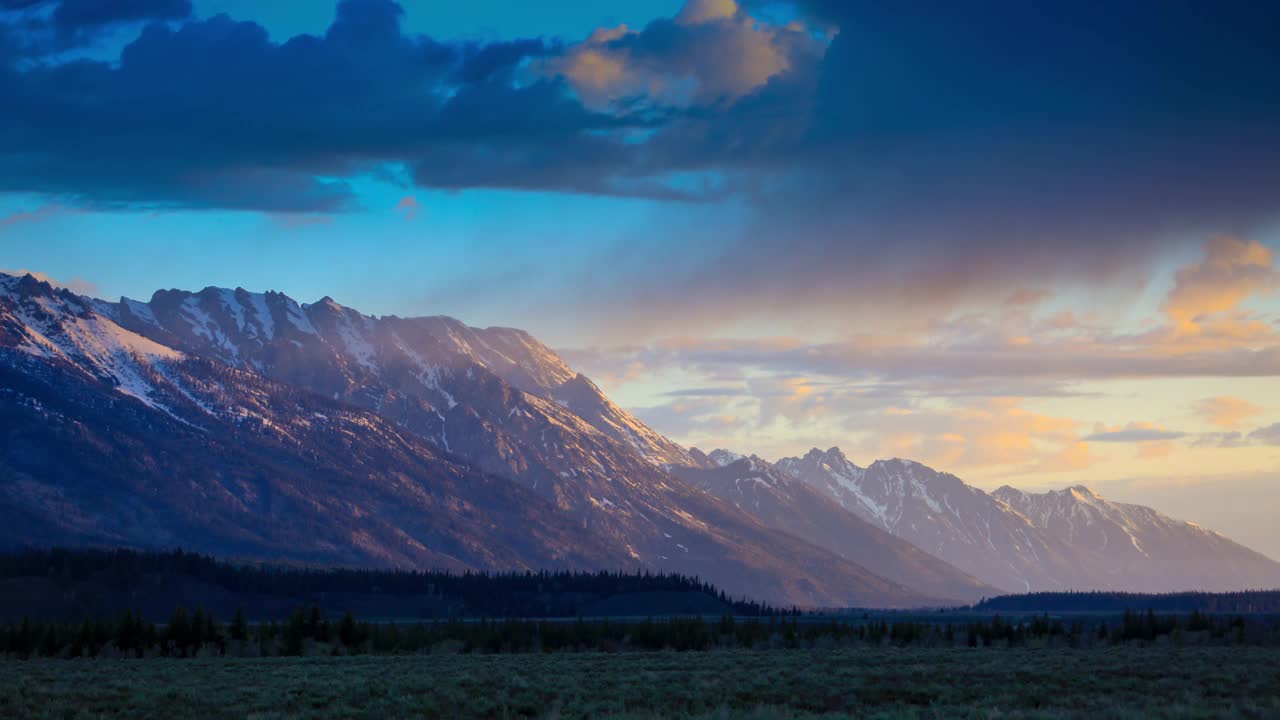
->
xmin=671 ymin=452 xmax=999 ymax=603
xmin=0 ymin=273 xmax=938 ymax=607
xmin=778 ymin=447 xmax=1280 ymax=593
xmin=0 ymin=275 xmax=624 ymax=572
xmin=992 ymin=485 xmax=1280 ymax=593
xmin=0 ymin=273 xmax=184 ymax=411
xmin=8 ymin=270 xmax=1273 ymax=603
xmin=104 ymin=284 xmax=696 ymax=469
xmin=703 ymin=448 xmax=746 ymax=467
xmin=777 ymin=449 xmax=1069 ymax=592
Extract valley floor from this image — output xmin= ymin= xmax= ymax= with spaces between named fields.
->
xmin=3 ymin=647 xmax=1279 ymax=719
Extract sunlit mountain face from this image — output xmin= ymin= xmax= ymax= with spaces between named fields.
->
xmin=1 ymin=0 xmax=1278 ymax=572
xmin=5 ymin=271 xmax=1278 ymax=604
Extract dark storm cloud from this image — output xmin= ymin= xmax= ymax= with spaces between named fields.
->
xmin=0 ymin=0 xmax=629 ymax=211
xmin=552 ymin=0 xmax=1280 ymax=333
xmin=1 ymin=0 xmax=192 ymax=56
xmin=1 ymin=0 xmax=1278 ymax=248
xmin=52 ymin=0 xmax=192 ymax=32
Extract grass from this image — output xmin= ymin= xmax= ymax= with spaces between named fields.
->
xmin=3 ymin=647 xmax=1279 ymax=719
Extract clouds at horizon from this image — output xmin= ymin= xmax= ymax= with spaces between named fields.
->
xmin=573 ymin=237 xmax=1280 ymax=480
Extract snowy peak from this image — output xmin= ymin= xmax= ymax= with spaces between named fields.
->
xmin=0 ymin=272 xmax=184 ymax=410
xmin=782 ymin=451 xmax=1085 ymax=593
xmin=781 ymin=441 xmax=1280 ymax=593
xmin=119 ymin=284 xmax=583 ymax=405
xmin=996 ymin=484 xmax=1137 ymax=524
xmin=7 ymin=275 xmax=690 ymax=474
xmin=990 ymin=482 xmax=1229 ymax=568
xmin=777 ymin=452 xmax=976 ymax=536
xmin=991 ymin=485 xmax=1026 ymax=503
xmin=669 ymin=451 xmax=999 ymax=603
xmin=706 ymin=448 xmax=746 ymax=467
xmin=3 ymin=270 xmax=968 ymax=608
xmin=775 ymin=447 xmax=866 ymax=497
xmin=393 ymin=316 xmax=576 ymax=398
xmin=0 ymin=272 xmax=52 ymax=300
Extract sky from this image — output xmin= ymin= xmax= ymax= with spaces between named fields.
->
xmin=1 ymin=0 xmax=1278 ymax=556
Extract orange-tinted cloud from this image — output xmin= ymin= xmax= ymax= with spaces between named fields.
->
xmin=546 ymin=0 xmax=820 ymax=110
xmin=1004 ymin=288 xmax=1050 ymax=306
xmin=0 ymin=204 xmax=63 ymax=229
xmin=396 ymin=196 xmax=420 ymax=220
xmin=856 ymin=397 xmax=1090 ymax=473
xmin=1163 ymin=236 xmax=1277 ymax=336
xmin=1196 ymin=396 xmax=1265 ymax=429
xmin=677 ymin=0 xmax=738 ymax=24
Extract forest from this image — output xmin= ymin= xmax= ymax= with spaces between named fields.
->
xmin=0 ymin=548 xmax=786 ymax=622
xmin=974 ymin=590 xmax=1280 ymax=614
xmin=4 ymin=604 xmax=1279 ymax=660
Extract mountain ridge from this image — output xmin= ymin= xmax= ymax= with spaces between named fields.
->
xmin=772 ymin=445 xmax=1280 ymax=593
xmin=0 ymin=272 xmax=939 ymax=608
xmin=5 ymin=270 xmax=1277 ymax=605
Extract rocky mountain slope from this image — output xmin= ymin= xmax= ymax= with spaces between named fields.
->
xmin=778 ymin=447 xmax=1280 ymax=593
xmin=672 ymin=453 xmax=998 ymax=603
xmin=8 ymin=270 xmax=1274 ymax=603
xmin=993 ymin=484 xmax=1280 ymax=593
xmin=0 ymin=273 xmax=937 ymax=607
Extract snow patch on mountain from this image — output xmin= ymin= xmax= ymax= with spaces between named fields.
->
xmin=282 ymin=297 xmax=317 ymax=335
xmin=708 ymin=449 xmax=744 ymax=467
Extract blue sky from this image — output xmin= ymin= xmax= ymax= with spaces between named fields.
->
xmin=192 ymin=0 xmax=683 ymax=41
xmin=2 ymin=0 xmax=1279 ymax=553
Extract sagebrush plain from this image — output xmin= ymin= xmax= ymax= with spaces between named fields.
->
xmin=5 ymin=647 xmax=1280 ymax=719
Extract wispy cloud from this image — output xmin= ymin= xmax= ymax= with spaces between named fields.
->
xmin=563 ymin=237 xmax=1279 ymax=472
xmin=1196 ymin=396 xmax=1266 ymax=429
xmin=1085 ymin=425 xmax=1186 ymax=443
xmin=568 ymin=238 xmax=1280 ymax=390
xmin=395 ymin=196 xmax=420 ymax=220
xmin=0 ymin=204 xmax=64 ymax=229
xmin=1249 ymin=422 xmax=1280 ymax=446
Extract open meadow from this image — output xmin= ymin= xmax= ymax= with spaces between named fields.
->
xmin=4 ymin=646 xmax=1280 ymax=720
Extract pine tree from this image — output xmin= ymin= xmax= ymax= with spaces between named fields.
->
xmin=339 ymin=611 xmax=358 ymax=650
xmin=230 ymin=608 xmax=249 ymax=642
xmin=168 ymin=607 xmax=191 ymax=657
xmin=285 ymin=609 xmax=307 ymax=656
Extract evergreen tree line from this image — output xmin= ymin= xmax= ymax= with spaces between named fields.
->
xmin=973 ymin=590 xmax=1280 ymax=614
xmin=0 ymin=548 xmax=785 ymax=619
xmin=3 ymin=607 xmax=1277 ymax=659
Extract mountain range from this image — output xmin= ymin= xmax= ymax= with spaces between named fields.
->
xmin=2 ymin=271 xmax=1277 ymax=606
xmin=775 ymin=447 xmax=1280 ymax=594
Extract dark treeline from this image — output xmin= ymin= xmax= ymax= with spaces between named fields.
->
xmin=974 ymin=590 xmax=1280 ymax=614
xmin=0 ymin=548 xmax=788 ymax=620
xmin=4 ymin=607 xmax=1278 ymax=660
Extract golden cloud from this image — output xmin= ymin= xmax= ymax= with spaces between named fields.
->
xmin=862 ymin=397 xmax=1090 ymax=473
xmin=677 ymin=0 xmax=738 ymax=24
xmin=1163 ymin=236 xmax=1277 ymax=336
xmin=1196 ymin=396 xmax=1265 ymax=429
xmin=545 ymin=0 xmax=814 ymax=111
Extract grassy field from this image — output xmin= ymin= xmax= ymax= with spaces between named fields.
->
xmin=3 ymin=647 xmax=1279 ymax=719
